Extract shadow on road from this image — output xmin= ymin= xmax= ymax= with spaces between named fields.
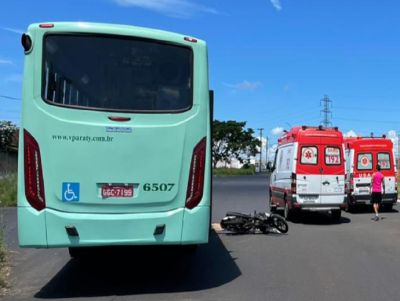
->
xmin=34 ymin=231 xmax=241 ymax=299
xmin=346 ymin=205 xmax=399 ymax=215
xmin=291 ymin=212 xmax=351 ymax=226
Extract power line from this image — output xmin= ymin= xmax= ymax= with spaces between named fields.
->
xmin=334 ymin=105 xmax=400 ymax=112
xmin=335 ymin=117 xmax=400 ymax=124
xmin=0 ymin=95 xmax=21 ymax=100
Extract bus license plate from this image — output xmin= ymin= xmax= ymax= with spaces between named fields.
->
xmin=101 ymin=185 xmax=134 ymax=198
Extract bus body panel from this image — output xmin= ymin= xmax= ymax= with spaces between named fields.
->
xmin=21 ymin=108 xmax=204 ymax=214
xmin=18 ymin=207 xmax=47 ymax=247
xmin=181 ymin=205 xmax=210 ymax=244
xmin=18 ymin=22 xmax=211 ymax=248
xmin=19 ymin=205 xmax=210 ymax=247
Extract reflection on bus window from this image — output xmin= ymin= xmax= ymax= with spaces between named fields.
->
xmin=42 ymin=34 xmax=193 ymax=112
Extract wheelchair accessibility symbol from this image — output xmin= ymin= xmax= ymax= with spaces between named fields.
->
xmin=62 ymin=183 xmax=80 ymax=202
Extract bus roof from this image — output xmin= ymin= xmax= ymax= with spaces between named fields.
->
xmin=278 ymin=125 xmax=343 ymax=145
xmin=27 ymin=22 xmax=206 ymax=47
xmin=344 ymin=137 xmax=393 ymax=150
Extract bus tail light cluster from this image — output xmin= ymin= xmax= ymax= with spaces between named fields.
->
xmin=186 ymin=137 xmax=206 ymax=209
xmin=24 ymin=130 xmax=46 ymax=211
xmin=291 ymin=173 xmax=297 ymax=194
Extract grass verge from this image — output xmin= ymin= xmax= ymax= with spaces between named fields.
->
xmin=0 ymin=173 xmax=17 ymax=207
xmin=213 ymin=167 xmax=256 ymax=176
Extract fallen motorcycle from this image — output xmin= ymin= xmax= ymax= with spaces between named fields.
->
xmin=220 ymin=211 xmax=288 ymax=234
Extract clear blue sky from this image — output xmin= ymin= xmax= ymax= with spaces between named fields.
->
xmin=1 ymin=0 xmax=400 ymax=145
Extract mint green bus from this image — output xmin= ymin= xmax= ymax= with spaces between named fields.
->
xmin=18 ymin=22 xmax=212 ymax=256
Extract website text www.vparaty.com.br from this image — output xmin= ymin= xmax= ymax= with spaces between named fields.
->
xmin=51 ymin=135 xmax=114 ymax=143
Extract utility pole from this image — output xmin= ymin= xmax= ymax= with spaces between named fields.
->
xmin=257 ymin=128 xmax=264 ymax=172
xmin=320 ymin=95 xmax=332 ymax=127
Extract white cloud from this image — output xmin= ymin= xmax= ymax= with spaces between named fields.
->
xmin=387 ymin=130 xmax=397 ymax=139
xmin=344 ymin=130 xmax=358 ymax=137
xmin=112 ymin=0 xmax=218 ymax=18
xmin=224 ymin=80 xmax=262 ymax=91
xmin=0 ymin=59 xmax=13 ymax=65
xmin=271 ymin=127 xmax=284 ymax=136
xmin=0 ymin=27 xmax=24 ymax=34
xmin=270 ymin=0 xmax=282 ymax=11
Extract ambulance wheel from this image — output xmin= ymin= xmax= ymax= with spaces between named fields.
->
xmin=331 ymin=210 xmax=341 ymax=222
xmin=345 ymin=203 xmax=354 ymax=213
xmin=345 ymin=196 xmax=355 ymax=212
xmin=383 ymin=204 xmax=393 ymax=212
xmin=269 ymin=190 xmax=276 ymax=213
xmin=284 ymin=202 xmax=292 ymax=221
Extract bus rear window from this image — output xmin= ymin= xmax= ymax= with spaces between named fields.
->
xmin=377 ymin=153 xmax=391 ymax=170
xmin=42 ymin=34 xmax=193 ymax=112
xmin=357 ymin=153 xmax=372 ymax=170
xmin=300 ymin=146 xmax=318 ymax=165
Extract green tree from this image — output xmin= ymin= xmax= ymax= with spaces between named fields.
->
xmin=212 ymin=120 xmax=259 ymax=168
xmin=0 ymin=121 xmax=17 ymax=152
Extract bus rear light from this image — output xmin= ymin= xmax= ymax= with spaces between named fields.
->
xmin=186 ymin=137 xmax=206 ymax=209
xmin=24 ymin=130 xmax=46 ymax=211
xmin=39 ymin=23 xmax=54 ymax=28
xmin=291 ymin=173 xmax=297 ymax=194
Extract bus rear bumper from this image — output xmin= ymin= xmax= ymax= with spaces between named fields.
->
xmin=18 ymin=206 xmax=210 ymax=248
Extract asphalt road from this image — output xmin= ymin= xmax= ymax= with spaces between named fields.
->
xmin=2 ymin=175 xmax=400 ymax=301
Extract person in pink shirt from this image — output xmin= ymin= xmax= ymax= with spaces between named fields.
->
xmin=370 ymin=164 xmax=385 ymax=221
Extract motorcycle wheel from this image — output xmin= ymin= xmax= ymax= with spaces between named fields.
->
xmin=270 ymin=214 xmax=289 ymax=234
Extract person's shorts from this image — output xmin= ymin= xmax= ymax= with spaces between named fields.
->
xmin=371 ymin=192 xmax=382 ymax=204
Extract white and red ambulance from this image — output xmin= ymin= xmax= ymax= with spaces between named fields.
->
xmin=269 ymin=126 xmax=346 ymax=221
xmin=344 ymin=136 xmax=397 ymax=210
